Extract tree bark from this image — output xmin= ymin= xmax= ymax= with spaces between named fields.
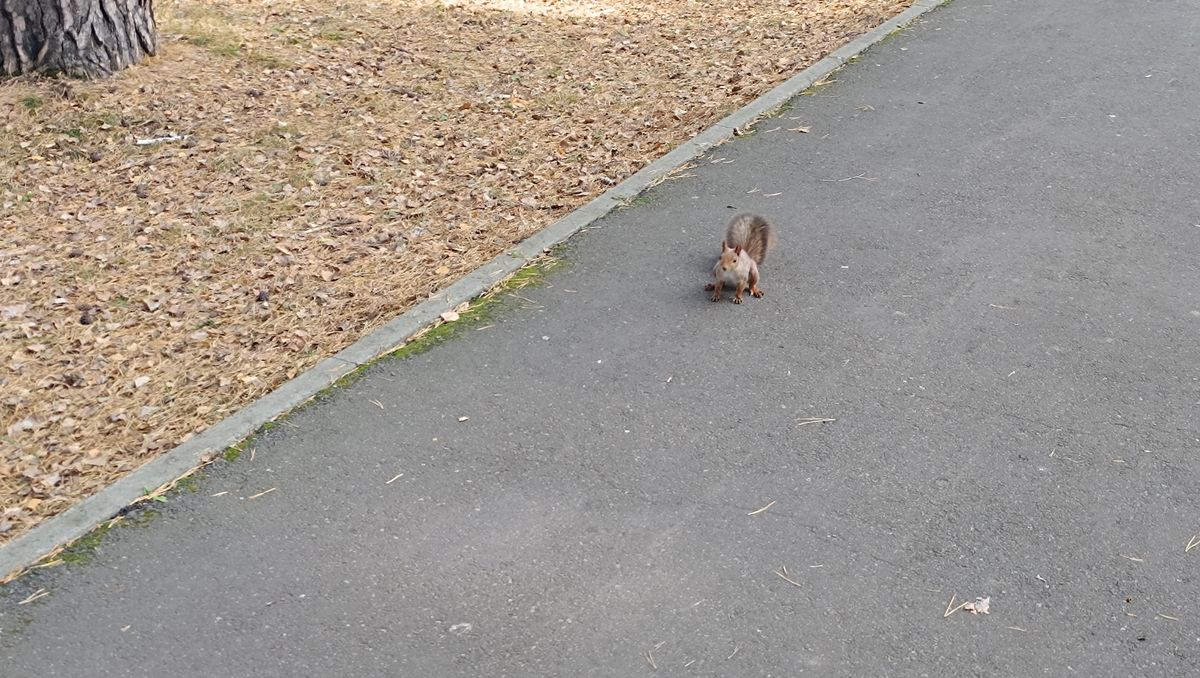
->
xmin=0 ymin=0 xmax=156 ymax=77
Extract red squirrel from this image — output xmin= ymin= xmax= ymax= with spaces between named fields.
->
xmin=705 ymin=213 xmax=776 ymax=304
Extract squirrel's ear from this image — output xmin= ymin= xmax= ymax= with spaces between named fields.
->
xmin=720 ymin=239 xmax=729 ymax=251
xmin=734 ymin=245 xmax=744 ymax=255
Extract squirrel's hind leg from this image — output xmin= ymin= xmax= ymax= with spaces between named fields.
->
xmin=748 ymin=267 xmax=764 ymax=298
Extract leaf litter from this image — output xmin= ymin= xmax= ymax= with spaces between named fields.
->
xmin=0 ymin=0 xmax=915 ymax=545
xmin=944 ymin=594 xmax=990 ymax=617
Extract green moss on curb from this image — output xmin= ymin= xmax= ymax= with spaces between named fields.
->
xmin=57 ymin=523 xmax=111 ymax=566
xmin=219 ymin=254 xmax=567 ymax=465
xmin=389 ymin=256 xmax=563 ymax=362
xmin=876 ymin=24 xmax=909 ymax=46
xmin=176 ymin=473 xmax=204 ymax=494
xmin=801 ymin=73 xmax=841 ymax=96
xmin=223 ymin=444 xmax=244 ymax=462
xmin=56 ymin=509 xmax=160 ymax=567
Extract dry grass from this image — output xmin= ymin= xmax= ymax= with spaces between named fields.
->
xmin=0 ymin=0 xmax=912 ymax=544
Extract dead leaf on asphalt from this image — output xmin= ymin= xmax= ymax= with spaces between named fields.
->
xmin=963 ymin=597 xmax=990 ymax=615
xmin=945 ymin=594 xmax=991 ymax=617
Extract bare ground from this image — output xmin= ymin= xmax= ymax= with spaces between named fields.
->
xmin=0 ymin=0 xmax=912 ymax=544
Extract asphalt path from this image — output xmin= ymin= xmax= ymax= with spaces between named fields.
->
xmin=4 ymin=0 xmax=1200 ymax=675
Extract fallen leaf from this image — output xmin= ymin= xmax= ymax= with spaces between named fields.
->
xmin=963 ymin=597 xmax=991 ymax=615
xmin=440 ymin=310 xmax=460 ymax=322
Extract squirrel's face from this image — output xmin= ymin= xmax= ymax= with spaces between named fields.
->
xmin=717 ymin=244 xmax=743 ymax=272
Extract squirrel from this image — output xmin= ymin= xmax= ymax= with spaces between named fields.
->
xmin=705 ymin=213 xmax=776 ymax=304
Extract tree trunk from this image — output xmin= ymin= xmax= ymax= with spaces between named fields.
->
xmin=0 ymin=0 xmax=156 ymax=77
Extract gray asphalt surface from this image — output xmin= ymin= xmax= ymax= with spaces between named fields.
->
xmin=5 ymin=0 xmax=1200 ymax=675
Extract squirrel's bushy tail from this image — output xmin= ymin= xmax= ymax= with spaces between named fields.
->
xmin=725 ymin=213 xmax=775 ymax=264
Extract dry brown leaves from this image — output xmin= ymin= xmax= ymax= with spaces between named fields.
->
xmin=0 ymin=0 xmax=912 ymax=544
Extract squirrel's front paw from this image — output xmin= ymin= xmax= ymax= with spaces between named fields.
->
xmin=710 ymin=293 xmax=721 ymax=302
xmin=732 ymin=295 xmax=743 ymax=304
xmin=751 ymin=288 xmax=764 ymax=298
xmin=704 ymin=283 xmax=715 ymax=291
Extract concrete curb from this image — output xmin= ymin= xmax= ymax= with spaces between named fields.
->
xmin=0 ymin=0 xmax=949 ymax=581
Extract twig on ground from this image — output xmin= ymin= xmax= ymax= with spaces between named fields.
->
xmin=386 ymin=473 xmax=404 ymax=484
xmin=645 ymin=162 xmax=697 ymax=190
xmin=18 ymin=588 xmax=48 ymax=605
xmin=943 ymin=594 xmax=969 ymax=618
xmin=820 ymin=172 xmax=867 ymax=182
xmin=134 ymin=133 xmax=184 ymax=146
xmin=506 ymin=292 xmax=541 ymax=307
xmin=774 ymin=566 xmax=803 ymax=589
xmin=1186 ymin=535 xmax=1200 ymax=552
xmin=748 ymin=500 xmax=776 ymax=516
xmin=133 ymin=465 xmax=206 ymax=507
xmin=294 ymin=224 xmax=331 ymax=237
xmin=248 ymin=487 xmax=276 ymax=500
xmin=797 ymin=417 xmax=836 ymax=426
